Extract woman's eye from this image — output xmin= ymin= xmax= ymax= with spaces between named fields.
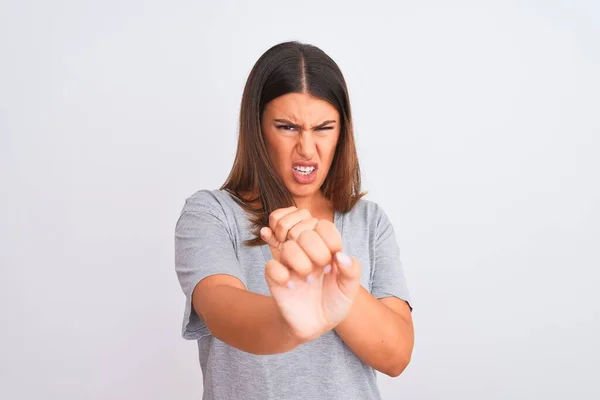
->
xmin=276 ymin=125 xmax=296 ymax=131
xmin=275 ymin=125 xmax=333 ymax=132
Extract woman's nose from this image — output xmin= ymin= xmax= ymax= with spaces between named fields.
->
xmin=296 ymin=131 xmax=316 ymax=159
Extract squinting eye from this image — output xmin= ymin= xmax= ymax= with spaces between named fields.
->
xmin=276 ymin=125 xmax=297 ymax=131
xmin=316 ymin=126 xmax=334 ymax=131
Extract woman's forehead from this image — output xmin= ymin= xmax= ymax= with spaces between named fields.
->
xmin=265 ymin=93 xmax=339 ymax=123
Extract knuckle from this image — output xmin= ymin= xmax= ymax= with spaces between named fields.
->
xmin=276 ymin=219 xmax=288 ymax=232
xmin=300 ymin=209 xmax=312 ymax=219
xmin=269 ymin=214 xmax=278 ymax=227
xmin=315 ymin=219 xmax=333 ymax=231
xmin=316 ymin=220 xmax=341 ymax=244
xmin=297 ymin=229 xmax=317 ymax=243
xmin=288 ymin=227 xmax=300 ymax=241
xmin=280 ymin=239 xmax=297 ymax=255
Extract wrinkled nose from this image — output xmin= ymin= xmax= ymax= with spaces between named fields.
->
xmin=296 ymin=131 xmax=316 ymax=159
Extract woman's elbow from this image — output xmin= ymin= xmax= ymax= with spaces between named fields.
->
xmin=382 ymin=350 xmax=412 ymax=377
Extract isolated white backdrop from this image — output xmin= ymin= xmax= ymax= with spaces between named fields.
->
xmin=1 ymin=1 xmax=599 ymax=399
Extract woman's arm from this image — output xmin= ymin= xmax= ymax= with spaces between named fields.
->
xmin=334 ymin=284 xmax=414 ymax=377
xmin=193 ymin=274 xmax=302 ymax=355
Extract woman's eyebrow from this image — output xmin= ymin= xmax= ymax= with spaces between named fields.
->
xmin=312 ymin=120 xmax=337 ymax=128
xmin=273 ymin=119 xmax=337 ymax=127
xmin=273 ymin=118 xmax=299 ymax=126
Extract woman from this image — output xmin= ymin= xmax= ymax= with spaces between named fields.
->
xmin=175 ymin=41 xmax=414 ymax=400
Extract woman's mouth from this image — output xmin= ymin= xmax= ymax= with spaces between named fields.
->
xmin=293 ymin=166 xmax=316 ymax=175
xmin=292 ymin=164 xmax=318 ymax=184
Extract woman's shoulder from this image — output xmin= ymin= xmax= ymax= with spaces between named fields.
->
xmin=345 ymin=196 xmax=389 ymax=222
xmin=180 ymin=188 xmax=238 ymax=216
xmin=342 ymin=197 xmax=396 ymax=237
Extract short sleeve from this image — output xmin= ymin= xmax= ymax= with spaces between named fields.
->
xmin=370 ymin=206 xmax=413 ymax=310
xmin=174 ymin=205 xmax=246 ymax=340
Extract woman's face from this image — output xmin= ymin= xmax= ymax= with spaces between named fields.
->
xmin=261 ymin=92 xmax=341 ymax=201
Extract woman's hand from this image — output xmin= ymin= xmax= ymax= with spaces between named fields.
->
xmin=260 ymin=206 xmax=318 ymax=261
xmin=262 ymin=219 xmax=362 ymax=343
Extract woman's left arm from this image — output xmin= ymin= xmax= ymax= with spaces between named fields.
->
xmin=334 ymin=205 xmax=414 ymax=377
xmin=334 ymin=283 xmax=414 ymax=377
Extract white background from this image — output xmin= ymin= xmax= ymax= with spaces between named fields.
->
xmin=1 ymin=1 xmax=599 ymax=399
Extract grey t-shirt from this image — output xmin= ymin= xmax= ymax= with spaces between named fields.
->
xmin=174 ymin=189 xmax=411 ymax=400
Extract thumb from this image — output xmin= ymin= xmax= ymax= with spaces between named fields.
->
xmin=333 ymin=251 xmax=361 ymax=292
xmin=260 ymin=227 xmax=281 ymax=249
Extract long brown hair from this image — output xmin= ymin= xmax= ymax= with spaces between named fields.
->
xmin=221 ymin=41 xmax=366 ymax=246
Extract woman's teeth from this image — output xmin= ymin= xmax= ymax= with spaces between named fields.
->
xmin=293 ymin=166 xmax=315 ymax=175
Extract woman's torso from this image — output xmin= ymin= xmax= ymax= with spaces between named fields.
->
xmin=188 ymin=189 xmax=387 ymax=400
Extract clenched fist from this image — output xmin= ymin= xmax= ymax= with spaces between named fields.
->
xmin=261 ymin=210 xmax=361 ymax=343
xmin=260 ymin=206 xmax=318 ymax=262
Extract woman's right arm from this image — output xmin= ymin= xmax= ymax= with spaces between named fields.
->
xmin=193 ymin=274 xmax=302 ymax=354
xmin=176 ymin=195 xmax=323 ymax=354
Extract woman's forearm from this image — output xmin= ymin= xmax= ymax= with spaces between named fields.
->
xmin=334 ymin=286 xmax=414 ymax=376
xmin=195 ymin=284 xmax=302 ymax=355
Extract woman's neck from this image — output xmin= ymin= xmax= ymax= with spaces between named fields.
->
xmin=293 ymin=193 xmax=334 ymax=222
xmin=237 ymin=189 xmax=334 ymax=222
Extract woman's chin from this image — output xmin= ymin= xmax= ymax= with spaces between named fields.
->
xmin=286 ymin=181 xmax=321 ymax=198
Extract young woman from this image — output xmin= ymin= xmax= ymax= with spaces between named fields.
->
xmin=175 ymin=41 xmax=414 ymax=400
